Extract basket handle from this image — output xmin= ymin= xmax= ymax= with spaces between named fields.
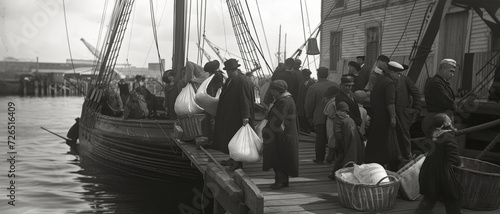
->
xmin=376 ymin=175 xmax=399 ymax=186
xmin=343 ymin=161 xmax=357 ymax=168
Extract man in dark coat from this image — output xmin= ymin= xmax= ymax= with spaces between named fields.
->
xmin=66 ymin=117 xmax=80 ymax=149
xmin=354 ymin=56 xmax=371 ymax=91
xmin=297 ymin=69 xmax=316 ymax=133
xmin=271 ymin=58 xmax=300 ymax=102
xmin=421 ymin=58 xmax=457 ymax=138
xmin=213 ymin=58 xmax=255 ymax=171
xmin=336 ymin=75 xmax=362 ymax=126
xmin=262 ymin=80 xmax=299 ymax=189
xmin=305 ymin=67 xmax=339 ymax=164
xmin=202 ymin=60 xmax=225 ymax=145
xmin=392 ymin=62 xmax=422 ymax=161
xmin=366 ymin=55 xmax=390 ymax=92
xmin=365 ymin=62 xmax=401 ymax=171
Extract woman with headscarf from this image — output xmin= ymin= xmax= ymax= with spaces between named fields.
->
xmin=262 ymin=80 xmax=299 ymax=189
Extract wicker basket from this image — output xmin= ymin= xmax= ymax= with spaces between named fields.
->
xmin=175 ymin=114 xmax=205 ymax=141
xmin=335 ymin=167 xmax=400 ymax=212
xmin=453 ymin=156 xmax=500 ymax=210
xmin=396 ymin=154 xmax=426 ymax=201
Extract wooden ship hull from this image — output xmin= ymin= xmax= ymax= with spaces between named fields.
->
xmin=78 ymin=99 xmax=201 ymax=181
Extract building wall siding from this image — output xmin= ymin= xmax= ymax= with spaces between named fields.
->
xmin=320 ymin=0 xmax=494 ymax=94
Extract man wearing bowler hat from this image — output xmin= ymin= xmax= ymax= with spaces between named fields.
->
xmin=213 ymin=58 xmax=255 ymax=171
xmin=304 ymin=67 xmax=338 ymax=164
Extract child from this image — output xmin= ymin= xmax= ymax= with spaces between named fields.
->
xmin=415 ymin=113 xmax=462 ymax=214
xmin=353 ymin=90 xmax=370 ymax=145
xmin=323 ymin=86 xmax=341 ymax=163
xmin=328 ymin=102 xmax=365 ymax=179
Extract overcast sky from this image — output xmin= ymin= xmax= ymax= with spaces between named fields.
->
xmin=0 ymin=0 xmax=321 ymax=73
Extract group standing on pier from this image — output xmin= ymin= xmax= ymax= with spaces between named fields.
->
xmin=92 ymin=54 xmax=464 ymax=212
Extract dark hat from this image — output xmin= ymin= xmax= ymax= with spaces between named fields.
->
xmin=302 ymin=69 xmax=312 ymax=76
xmin=323 ymin=85 xmax=340 ymax=98
xmin=294 ymin=58 xmax=302 ymax=66
xmin=223 ymin=58 xmax=240 ymax=70
xmin=341 ymin=74 xmax=355 ymax=85
xmin=317 ymin=66 xmax=329 ymax=72
xmin=377 ymin=55 xmax=390 ymax=63
xmin=269 ymin=80 xmax=288 ymax=93
xmin=348 ymin=61 xmax=361 ymax=71
xmin=75 ymin=117 xmax=80 ymax=122
xmin=135 ymin=75 xmax=142 ymax=80
xmin=336 ymin=101 xmax=349 ymax=112
xmin=356 ymin=56 xmax=365 ymax=60
xmin=285 ymin=58 xmax=295 ymax=66
xmin=388 ymin=61 xmax=405 ymax=72
xmin=204 ymin=60 xmax=219 ymax=73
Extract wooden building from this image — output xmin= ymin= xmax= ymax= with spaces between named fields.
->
xmin=319 ymin=0 xmax=500 ymax=98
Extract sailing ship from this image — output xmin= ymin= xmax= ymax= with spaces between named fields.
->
xmin=77 ymin=0 xmax=274 ymax=181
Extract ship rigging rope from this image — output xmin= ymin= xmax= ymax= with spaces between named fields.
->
xmin=125 ymin=3 xmax=136 ymax=70
xmin=149 ymin=0 xmax=165 ymax=80
xmin=293 ymin=0 xmax=339 ymax=58
xmin=93 ymin=0 xmax=110 ymax=78
xmin=300 ymin=0 xmax=310 ymax=67
xmin=141 ymin=1 xmax=168 ymax=70
xmin=244 ymin=0 xmax=274 ymax=75
xmin=254 ymin=0 xmax=274 ymax=69
xmin=390 ymin=0 xmax=417 ymax=58
xmin=303 ymin=0 xmax=318 ymax=69
xmin=62 ymin=0 xmax=80 ymax=87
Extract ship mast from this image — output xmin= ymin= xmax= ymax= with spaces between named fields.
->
xmin=172 ymin=0 xmax=187 ymax=79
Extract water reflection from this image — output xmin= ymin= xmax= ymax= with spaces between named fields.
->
xmin=0 ymin=97 xmax=211 ymax=214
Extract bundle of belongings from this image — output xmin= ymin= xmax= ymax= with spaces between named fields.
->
xmin=337 ymin=163 xmax=390 ymax=184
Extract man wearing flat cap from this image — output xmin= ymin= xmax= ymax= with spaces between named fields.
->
xmin=336 ymin=75 xmax=362 ymax=127
xmin=213 ymin=58 xmax=255 ymax=171
xmin=422 ymin=58 xmax=458 ymax=138
xmin=390 ymin=61 xmax=421 ymax=162
xmin=262 ymin=80 xmax=299 ymax=189
xmin=305 ymin=67 xmax=338 ymax=164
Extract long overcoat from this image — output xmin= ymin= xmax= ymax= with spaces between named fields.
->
xmin=365 ymin=74 xmax=401 ymax=165
xmin=213 ymin=74 xmax=255 ymax=154
xmin=262 ymin=92 xmax=299 ymax=177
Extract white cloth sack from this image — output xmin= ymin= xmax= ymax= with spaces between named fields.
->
xmin=340 ymin=171 xmax=361 ymax=184
xmin=194 ymin=74 xmax=221 ymax=116
xmin=174 ymin=83 xmax=204 ymax=116
xmin=353 ymin=163 xmax=389 ymax=184
xmin=228 ymin=124 xmax=263 ymax=162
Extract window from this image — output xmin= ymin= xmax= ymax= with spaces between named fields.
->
xmin=333 ymin=0 xmax=345 ymax=9
xmin=366 ymin=26 xmax=380 ymax=67
xmin=492 ymin=32 xmax=500 ymax=52
xmin=330 ymin=31 xmax=342 ymax=71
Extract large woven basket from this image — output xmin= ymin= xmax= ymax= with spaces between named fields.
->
xmin=396 ymin=154 xmax=426 ymax=201
xmin=335 ymin=167 xmax=400 ymax=212
xmin=453 ymin=156 xmax=500 ymax=210
xmin=175 ymin=114 xmax=205 ymax=141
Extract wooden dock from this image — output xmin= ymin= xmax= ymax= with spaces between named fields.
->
xmin=174 ymin=134 xmax=500 ymax=214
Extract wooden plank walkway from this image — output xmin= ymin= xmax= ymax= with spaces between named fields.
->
xmin=174 ymin=134 xmax=500 ymax=213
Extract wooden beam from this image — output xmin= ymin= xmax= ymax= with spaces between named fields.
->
xmin=204 ymin=162 xmax=247 ymax=213
xmin=232 ymin=169 xmax=264 ymax=214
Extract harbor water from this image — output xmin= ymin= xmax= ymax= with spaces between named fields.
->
xmin=0 ymin=96 xmax=211 ymax=214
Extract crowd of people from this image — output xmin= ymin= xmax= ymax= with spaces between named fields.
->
xmin=97 ymin=55 xmax=463 ymax=211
